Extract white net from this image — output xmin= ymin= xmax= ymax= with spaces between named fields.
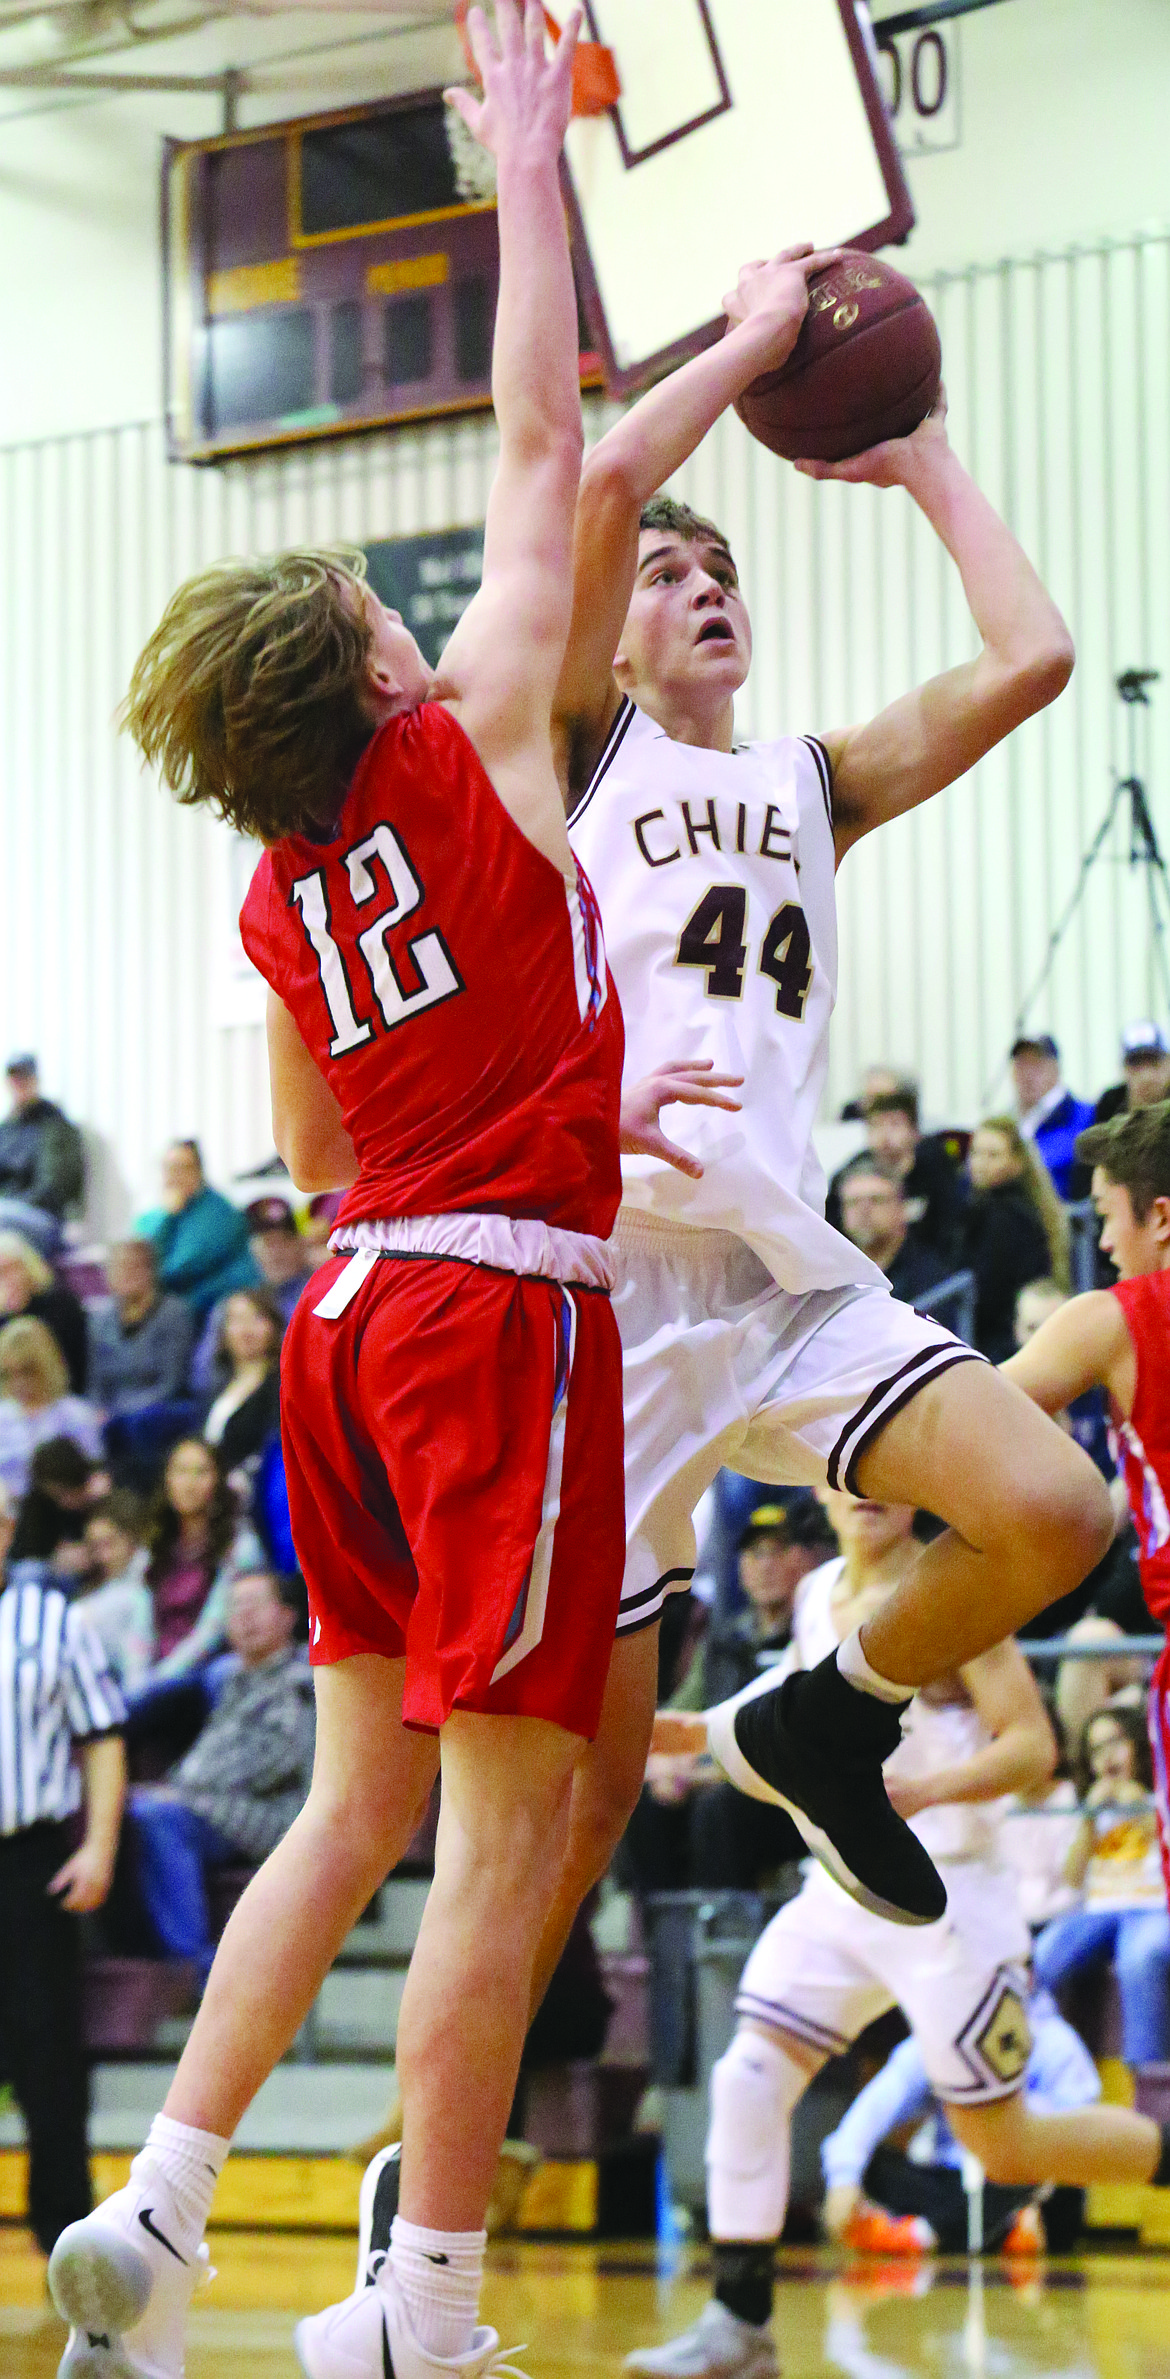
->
xmin=443 ymin=92 xmax=498 ymax=203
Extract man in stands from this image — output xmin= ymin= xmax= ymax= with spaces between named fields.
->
xmin=1005 ymin=1099 xmax=1170 ymax=1899
xmin=0 ymin=1054 xmax=86 ymax=1256
xmin=1091 ymin=1022 xmax=1170 ymax=1125
xmin=124 ymin=1568 xmax=314 ymax=1983
xmin=827 ymin=1078 xmax=967 ymax=1260
xmin=88 ymin=1239 xmax=195 ymax=1420
xmin=1009 ymin=1033 xmax=1093 ymax=1198
xmin=836 ymin=1157 xmax=953 ymax=1306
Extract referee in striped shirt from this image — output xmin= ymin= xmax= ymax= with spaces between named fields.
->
xmin=0 ymin=1483 xmax=127 ymax=2257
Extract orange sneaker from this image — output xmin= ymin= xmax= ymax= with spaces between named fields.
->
xmin=842 ymin=2207 xmax=936 ymax=2256
xmin=1001 ymin=2205 xmax=1044 ymax=2256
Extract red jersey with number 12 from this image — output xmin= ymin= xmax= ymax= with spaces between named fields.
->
xmin=239 ymin=703 xmax=623 ymax=1238
xmin=1110 ymin=1269 xmax=1170 ymax=1628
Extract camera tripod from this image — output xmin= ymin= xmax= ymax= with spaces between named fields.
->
xmin=1004 ymin=667 xmax=1170 ymax=1072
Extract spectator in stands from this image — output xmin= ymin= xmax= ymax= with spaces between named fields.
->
xmin=1089 ymin=1022 xmax=1170 ymax=1129
xmin=838 ymin=1063 xmax=902 ymax=1123
xmin=0 ymin=1228 xmax=88 ymax=1393
xmin=75 ymin=1490 xmax=154 ymax=1694
xmin=1010 ymin=1033 xmax=1094 ymax=1199
xmin=202 ymin=1289 xmax=284 ymax=1478
xmin=0 ymin=1316 xmax=103 ymax=1501
xmin=301 ymin=1189 xmax=344 ymax=1262
xmin=828 ymin=1081 xmax=968 ymax=1260
xmin=0 ymin=1482 xmax=126 ymax=2258
xmin=837 ymin=1157 xmax=952 ymax=1305
xmin=125 ymin=1568 xmax=313 ymax=1981
xmin=0 ymin=1054 xmax=86 ymax=1258
xmin=1033 ymin=1704 xmax=1170 ymax=2066
xmin=622 ymin=1501 xmax=837 ymax=1893
xmin=962 ymin=1118 xmax=1069 ymax=1361
xmin=9 ymin=1436 xmax=106 ymax=1571
xmin=245 ymin=1195 xmax=316 ymax=1314
xmin=1054 ymin=1615 xmax=1150 ymax=1755
xmin=88 ymin=1238 xmax=195 ymax=1419
xmin=136 ymin=1139 xmax=257 ymax=1324
xmin=135 ymin=1437 xmax=262 ymax=1692
xmin=190 ymin=1198 xmax=315 ymax=1396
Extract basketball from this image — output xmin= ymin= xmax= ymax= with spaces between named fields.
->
xmin=734 ymin=252 xmax=942 ymax=464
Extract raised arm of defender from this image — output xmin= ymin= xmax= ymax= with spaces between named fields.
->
xmin=432 ymin=1 xmax=585 ymax=872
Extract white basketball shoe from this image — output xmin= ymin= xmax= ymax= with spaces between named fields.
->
xmin=296 ymin=2261 xmax=526 ymax=2379
xmin=49 ymin=2159 xmax=213 ymax=2379
xmin=624 ymin=2301 xmax=777 ymax=2379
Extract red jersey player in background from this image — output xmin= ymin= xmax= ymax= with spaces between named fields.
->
xmin=1006 ymin=1100 xmax=1170 ymax=1900
xmin=48 ymin=14 xmax=737 ymax=2379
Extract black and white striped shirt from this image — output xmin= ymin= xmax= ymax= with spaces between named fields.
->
xmin=0 ymin=1568 xmax=127 ymax=1836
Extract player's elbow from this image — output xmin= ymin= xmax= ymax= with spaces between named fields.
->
xmin=1020 ymin=1718 xmax=1058 ymax=1794
xmin=1010 ymin=627 xmax=1075 ymax=717
xmin=579 ymin=438 xmax=644 ymax=518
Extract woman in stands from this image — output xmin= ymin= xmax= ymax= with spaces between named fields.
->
xmin=0 ymin=1226 xmax=89 ymax=1391
xmin=1033 ymin=1703 xmax=1170 ymax=2065
xmin=962 ymin=1117 xmax=1069 ymax=1361
xmin=135 ymin=1437 xmax=261 ymax=1693
xmin=0 ymin=1315 xmax=103 ymax=1499
xmin=202 ymin=1286 xmax=283 ymax=1478
xmin=76 ymin=1489 xmax=155 ymax=1694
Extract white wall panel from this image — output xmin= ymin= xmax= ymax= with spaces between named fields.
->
xmin=2 ymin=231 xmax=1170 ymax=1237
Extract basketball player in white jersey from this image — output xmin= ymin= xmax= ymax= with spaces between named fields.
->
xmin=628 ymin=1497 xmax=1170 ymax=2379
xmin=524 ymin=246 xmax=1112 ymax=1960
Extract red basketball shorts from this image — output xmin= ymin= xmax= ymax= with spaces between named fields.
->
xmin=280 ymin=1250 xmax=624 ymax=1737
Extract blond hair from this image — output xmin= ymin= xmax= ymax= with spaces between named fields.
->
xmin=0 ymin=1230 xmax=53 ymax=1296
xmin=123 ymin=548 xmax=376 ymax=843
xmin=0 ymin=1313 xmax=69 ymax=1403
xmin=979 ymin=1115 xmax=1070 ymax=1289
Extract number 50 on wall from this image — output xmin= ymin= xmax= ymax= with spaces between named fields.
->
xmin=875 ymin=24 xmax=961 ymax=155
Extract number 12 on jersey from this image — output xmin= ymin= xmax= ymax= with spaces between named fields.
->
xmin=290 ymin=822 xmax=464 ymax=1057
xmin=676 ymin=886 xmax=813 ymax=1019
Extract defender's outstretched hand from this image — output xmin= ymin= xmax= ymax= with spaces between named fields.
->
xmin=620 ymin=1058 xmax=743 ymax=1178
xmin=445 ymin=0 xmax=581 ymax=160
xmin=722 ymin=244 xmax=845 ymax=378
xmin=793 ymin=391 xmax=950 ymax=488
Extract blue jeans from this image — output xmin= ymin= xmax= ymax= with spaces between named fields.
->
xmin=127 ymin=1791 xmax=237 ymax=1983
xmin=1033 ymin=1904 xmax=1170 ymax=2064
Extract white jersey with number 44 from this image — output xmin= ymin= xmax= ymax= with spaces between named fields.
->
xmin=568 ymin=696 xmax=882 ymax=1295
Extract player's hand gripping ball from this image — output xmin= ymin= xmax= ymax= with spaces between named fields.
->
xmin=734 ymin=252 xmax=941 ymax=464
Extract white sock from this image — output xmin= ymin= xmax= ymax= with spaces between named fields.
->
xmin=388 ymin=2216 xmax=485 ymax=2361
xmin=133 ymin=2114 xmax=229 ymax=2246
xmin=836 ymin=1624 xmax=913 ymax=1705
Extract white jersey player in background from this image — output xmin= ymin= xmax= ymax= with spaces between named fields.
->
xmin=628 ymin=1496 xmax=1170 ymax=2379
xmin=523 ymin=245 xmax=1112 ymax=1967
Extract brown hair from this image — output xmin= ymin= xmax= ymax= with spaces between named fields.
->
xmin=215 ymin=1284 xmax=286 ymax=1378
xmin=146 ymin=1437 xmax=240 ymax=1586
xmin=638 ymin=495 xmax=737 ymax=575
xmin=1076 ymin=1099 xmax=1170 ymax=1221
xmin=1074 ymin=1702 xmax=1153 ymax=1800
xmin=976 ymin=1115 xmax=1070 ymax=1289
xmin=866 ymin=1083 xmax=920 ymax=1128
xmin=123 ymin=548 xmax=376 ymax=843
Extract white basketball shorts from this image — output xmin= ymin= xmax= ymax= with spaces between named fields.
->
xmin=612 ymin=1210 xmax=981 ymax=1634
xmin=736 ymin=1862 xmax=1033 ymax=2106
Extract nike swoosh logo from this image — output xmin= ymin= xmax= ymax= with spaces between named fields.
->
xmin=138 ymin=2207 xmax=188 ymax=2264
xmin=382 ymin=2313 xmax=396 ymax=2379
xmin=425 ymin=2253 xmax=449 ymax=2266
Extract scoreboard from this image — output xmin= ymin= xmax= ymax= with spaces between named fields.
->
xmin=164 ymin=92 xmax=601 ymax=462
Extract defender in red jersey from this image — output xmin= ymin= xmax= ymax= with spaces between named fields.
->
xmin=1006 ymin=1100 xmax=1170 ymax=1903
xmin=46 ymin=19 xmax=739 ymax=2379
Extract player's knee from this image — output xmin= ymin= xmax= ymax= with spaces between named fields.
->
xmin=1000 ymin=1442 xmax=1112 ymax=1587
xmin=705 ymin=2028 xmax=806 ymax=2237
xmin=565 ymin=1742 xmax=650 ymax=1892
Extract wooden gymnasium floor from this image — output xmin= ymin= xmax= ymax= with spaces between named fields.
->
xmin=4 ymin=2229 xmax=1170 ymax=2379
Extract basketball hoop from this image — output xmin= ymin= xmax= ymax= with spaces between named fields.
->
xmin=454 ymin=2 xmax=620 ymax=118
